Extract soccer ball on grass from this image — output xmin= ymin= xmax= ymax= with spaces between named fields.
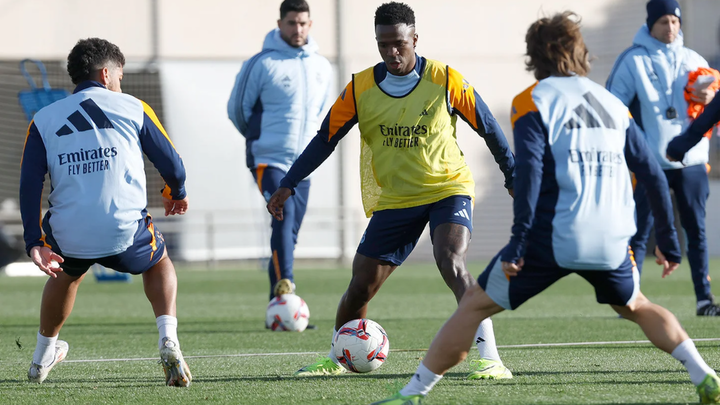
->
xmin=266 ymin=294 xmax=310 ymax=332
xmin=333 ymin=318 xmax=389 ymax=373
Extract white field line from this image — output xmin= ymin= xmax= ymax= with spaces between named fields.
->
xmin=51 ymin=337 xmax=720 ymax=364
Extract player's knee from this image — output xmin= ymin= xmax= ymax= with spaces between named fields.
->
xmin=55 ymin=270 xmax=86 ymax=285
xmin=145 ymin=251 xmax=174 ymax=276
xmin=621 ymin=292 xmax=651 ymax=314
xmin=437 ymin=255 xmax=472 ymax=290
xmin=458 ymin=284 xmax=494 ymax=311
xmin=462 ymin=282 xmax=483 ymax=296
xmin=435 ymin=250 xmax=464 ymax=275
xmin=346 ymin=278 xmax=379 ymax=304
xmin=345 ymin=288 xmax=371 ymax=307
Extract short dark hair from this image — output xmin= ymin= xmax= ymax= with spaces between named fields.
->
xmin=280 ymin=0 xmax=310 ymax=19
xmin=67 ymin=38 xmax=125 ymax=85
xmin=374 ymin=2 xmax=415 ymax=27
xmin=525 ymin=12 xmax=590 ymax=81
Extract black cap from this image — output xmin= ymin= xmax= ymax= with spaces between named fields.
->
xmin=646 ymin=0 xmax=681 ymax=30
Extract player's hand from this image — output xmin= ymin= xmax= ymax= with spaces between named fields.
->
xmin=163 ymin=196 xmax=189 ymax=216
xmin=507 ymin=188 xmax=515 ymax=198
xmin=666 ymin=151 xmax=686 ymax=165
xmin=30 ymin=246 xmax=64 ymax=278
xmin=267 ymin=188 xmax=292 ymax=221
xmin=501 ymin=258 xmax=524 ymax=277
xmin=655 ymin=246 xmax=679 ymax=278
xmin=689 ymin=85 xmax=716 ymax=105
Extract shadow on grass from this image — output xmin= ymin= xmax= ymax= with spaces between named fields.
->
xmin=0 ymin=373 xmax=415 ymax=386
xmin=509 ymin=369 xmax=684 ymax=377
xmin=0 ymin=376 xmax=164 ymax=387
xmin=196 ymin=372 xmax=417 ymax=383
xmin=503 ymin=343 xmax=719 ymax=351
xmin=0 ymin=320 xmax=276 ymax=335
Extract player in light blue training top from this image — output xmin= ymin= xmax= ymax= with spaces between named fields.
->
xmin=227 ymin=0 xmax=333 ymax=308
xmin=19 ymin=38 xmax=191 ymax=387
xmin=372 ymin=12 xmax=720 ymax=405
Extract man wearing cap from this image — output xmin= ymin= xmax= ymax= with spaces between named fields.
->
xmin=607 ymin=0 xmax=719 ymax=315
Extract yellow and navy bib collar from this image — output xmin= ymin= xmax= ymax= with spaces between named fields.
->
xmin=372 ymin=55 xmax=427 ymax=98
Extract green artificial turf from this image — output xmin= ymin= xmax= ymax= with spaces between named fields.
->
xmin=0 ymin=259 xmax=718 ymax=404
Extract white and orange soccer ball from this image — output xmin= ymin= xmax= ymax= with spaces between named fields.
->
xmin=333 ymin=319 xmax=389 ymax=373
xmin=265 ymin=294 xmax=310 ymax=332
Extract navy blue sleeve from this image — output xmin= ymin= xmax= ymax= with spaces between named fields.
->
xmin=667 ymin=92 xmax=720 ymax=161
xmin=472 ymin=90 xmax=516 ymax=189
xmin=19 ymin=122 xmax=48 ymax=255
xmin=452 ymin=89 xmax=516 ymax=189
xmin=624 ymin=119 xmax=682 ymax=264
xmin=280 ymin=83 xmax=358 ymax=192
xmin=501 ymin=111 xmax=545 ymax=263
xmin=139 ymin=103 xmax=187 ymax=200
xmin=448 ymin=68 xmax=515 ymax=189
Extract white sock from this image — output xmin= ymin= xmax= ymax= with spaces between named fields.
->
xmin=33 ymin=332 xmax=58 ymax=367
xmin=671 ymin=339 xmax=717 ymax=385
xmin=156 ymin=315 xmax=179 ymax=350
xmin=475 ymin=318 xmax=502 ymax=363
xmin=400 ymin=362 xmax=442 ymax=396
xmin=328 ymin=327 xmax=339 ymax=365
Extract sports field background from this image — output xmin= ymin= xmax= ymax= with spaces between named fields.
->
xmin=1 ymin=259 xmax=718 ymax=404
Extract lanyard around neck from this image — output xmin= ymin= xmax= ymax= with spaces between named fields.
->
xmin=644 ymin=48 xmax=682 ymax=113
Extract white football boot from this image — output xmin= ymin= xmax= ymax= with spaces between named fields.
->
xmin=159 ymin=337 xmax=192 ymax=387
xmin=28 ymin=340 xmax=69 ymax=383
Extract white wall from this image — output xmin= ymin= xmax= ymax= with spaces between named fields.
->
xmin=158 ymin=60 xmax=342 ymax=261
xmin=1 ymin=0 xmax=719 ymax=260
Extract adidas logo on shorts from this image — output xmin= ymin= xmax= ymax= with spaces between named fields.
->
xmin=454 ymin=209 xmax=470 ymax=219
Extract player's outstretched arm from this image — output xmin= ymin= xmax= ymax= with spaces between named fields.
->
xmin=624 ymin=119 xmax=682 ymax=265
xmin=447 ymin=67 xmax=515 ymax=190
xmin=266 ymin=188 xmax=292 ymax=221
xmin=19 ymin=122 xmax=50 ymax=257
xmin=501 ymin=94 xmax=546 ymax=265
xmin=29 ymin=246 xmax=64 ymax=278
xmin=667 ymin=93 xmax=720 ymax=162
xmin=139 ymin=101 xmax=187 ymax=202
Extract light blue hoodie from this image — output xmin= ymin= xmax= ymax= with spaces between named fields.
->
xmin=606 ymin=25 xmax=709 ymax=170
xmin=227 ymin=28 xmax=333 ymax=172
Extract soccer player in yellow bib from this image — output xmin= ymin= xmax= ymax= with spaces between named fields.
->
xmin=266 ymin=2 xmax=515 ymax=379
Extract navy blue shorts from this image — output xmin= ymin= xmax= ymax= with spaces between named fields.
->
xmin=477 ymin=248 xmax=639 ymax=310
xmin=356 ymin=195 xmax=473 ymax=266
xmin=43 ymin=213 xmax=166 ymax=277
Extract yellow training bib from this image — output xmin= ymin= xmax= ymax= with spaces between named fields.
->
xmin=354 ymin=59 xmax=475 ymax=217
